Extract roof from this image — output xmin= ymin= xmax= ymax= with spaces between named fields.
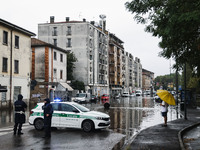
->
xmin=60 ymin=82 xmax=74 ymax=91
xmin=0 ymin=18 xmax=36 ymax=36
xmin=31 ymin=38 xmax=69 ymax=53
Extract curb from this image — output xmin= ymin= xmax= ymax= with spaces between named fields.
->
xmin=178 ymin=122 xmax=200 ymax=150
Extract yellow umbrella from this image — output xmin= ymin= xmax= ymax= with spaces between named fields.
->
xmin=156 ymin=90 xmax=176 ymax=105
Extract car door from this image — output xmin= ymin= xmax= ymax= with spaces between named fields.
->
xmin=59 ymin=103 xmax=80 ymax=128
xmin=51 ymin=103 xmax=61 ymax=127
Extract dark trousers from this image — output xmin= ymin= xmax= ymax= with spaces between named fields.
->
xmin=44 ymin=116 xmax=52 ymax=137
xmin=14 ymin=123 xmax=22 ymax=133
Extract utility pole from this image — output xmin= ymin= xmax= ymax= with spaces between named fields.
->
xmin=184 ymin=63 xmax=187 ymax=120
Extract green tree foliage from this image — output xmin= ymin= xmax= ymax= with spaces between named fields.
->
xmin=67 ymin=52 xmax=77 ymax=80
xmin=154 ymin=73 xmax=181 ymax=90
xmin=125 ymin=0 xmax=200 ymax=75
xmin=71 ymin=80 xmax=85 ymax=92
xmin=181 ymin=64 xmax=200 ymax=92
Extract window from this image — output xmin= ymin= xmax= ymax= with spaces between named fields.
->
xmin=60 ymin=70 xmax=63 ymax=79
xmin=67 ymin=26 xmax=71 ymax=35
xmin=54 ymin=52 xmax=57 ymax=60
xmin=3 ymin=31 xmax=8 ymax=45
xmin=15 ymin=35 xmax=19 ymax=48
xmin=67 ymin=38 xmax=71 ymax=47
xmin=52 ymin=27 xmax=57 ymax=36
xmin=60 ymin=54 xmax=63 ymax=62
xmin=52 ymin=103 xmax=60 ymax=111
xmin=53 ymin=69 xmax=57 ymax=78
xmin=53 ymin=39 xmax=57 ymax=46
xmin=61 ymin=104 xmax=78 ymax=112
xmin=1 ymin=89 xmax=7 ymax=102
xmin=2 ymin=57 xmax=8 ymax=72
xmin=90 ymin=55 xmax=92 ymax=60
xmin=14 ymin=60 xmax=19 ymax=74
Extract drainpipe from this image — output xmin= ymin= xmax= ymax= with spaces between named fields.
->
xmin=9 ymin=29 xmax=13 ymax=121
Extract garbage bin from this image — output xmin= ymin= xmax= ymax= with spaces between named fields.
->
xmin=180 ymin=102 xmax=184 ymax=111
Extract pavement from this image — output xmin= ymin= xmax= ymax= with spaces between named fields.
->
xmin=127 ymin=107 xmax=200 ymax=150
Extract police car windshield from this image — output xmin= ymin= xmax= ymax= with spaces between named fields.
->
xmin=72 ymin=103 xmax=90 ymax=112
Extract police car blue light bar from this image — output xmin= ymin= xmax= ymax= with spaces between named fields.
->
xmin=54 ymin=98 xmax=61 ymax=102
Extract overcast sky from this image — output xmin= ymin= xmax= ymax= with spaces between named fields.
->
xmin=0 ymin=0 xmax=175 ymax=77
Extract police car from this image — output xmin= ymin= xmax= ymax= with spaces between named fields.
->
xmin=29 ymin=101 xmax=110 ymax=132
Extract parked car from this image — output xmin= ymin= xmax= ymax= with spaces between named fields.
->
xmin=90 ymin=95 xmax=98 ymax=103
xmin=29 ymin=102 xmax=110 ymax=132
xmin=135 ymin=90 xmax=142 ymax=96
xmin=74 ymin=93 xmax=91 ymax=104
xmin=122 ymin=92 xmax=130 ymax=97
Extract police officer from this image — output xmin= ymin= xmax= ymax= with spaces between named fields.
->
xmin=43 ymin=98 xmax=53 ymax=138
xmin=13 ymin=94 xmax=27 ymax=135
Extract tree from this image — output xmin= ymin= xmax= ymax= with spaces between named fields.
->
xmin=125 ymin=0 xmax=200 ymax=75
xmin=71 ymin=80 xmax=85 ymax=92
xmin=154 ymin=73 xmax=181 ymax=90
xmin=67 ymin=52 xmax=77 ymax=80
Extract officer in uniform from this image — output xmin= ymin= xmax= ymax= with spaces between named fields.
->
xmin=43 ymin=98 xmax=53 ymax=138
xmin=13 ymin=94 xmax=27 ymax=135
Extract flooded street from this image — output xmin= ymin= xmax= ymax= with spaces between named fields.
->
xmin=0 ymin=96 xmax=179 ymax=150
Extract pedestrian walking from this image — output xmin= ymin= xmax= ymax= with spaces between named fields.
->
xmin=43 ymin=98 xmax=53 ymax=138
xmin=160 ymin=100 xmax=169 ymax=127
xmin=13 ymin=94 xmax=27 ymax=135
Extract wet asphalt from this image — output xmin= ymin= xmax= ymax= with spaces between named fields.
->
xmin=127 ymin=107 xmax=200 ymax=150
xmin=0 ymin=97 xmax=199 ymax=150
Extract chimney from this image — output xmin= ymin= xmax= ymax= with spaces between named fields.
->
xmin=66 ymin=17 xmax=70 ymax=22
xmin=103 ymin=20 xmax=106 ymax=32
xmin=50 ymin=16 xmax=54 ymax=23
xmin=83 ymin=18 xmax=86 ymax=22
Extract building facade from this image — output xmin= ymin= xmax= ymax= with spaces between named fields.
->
xmin=108 ymin=33 xmax=125 ymax=95
xmin=31 ymin=38 xmax=73 ymax=102
xmin=134 ymin=57 xmax=142 ymax=90
xmin=142 ymin=68 xmax=154 ymax=91
xmin=0 ymin=18 xmax=35 ymax=108
xmin=38 ymin=17 xmax=109 ymax=97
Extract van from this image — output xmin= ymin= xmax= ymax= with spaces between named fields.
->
xmin=74 ymin=93 xmax=91 ymax=103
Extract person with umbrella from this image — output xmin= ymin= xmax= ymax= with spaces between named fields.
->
xmin=160 ymin=101 xmax=169 ymax=126
xmin=157 ymin=90 xmax=176 ymax=127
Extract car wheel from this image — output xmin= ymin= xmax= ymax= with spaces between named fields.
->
xmin=82 ymin=120 xmax=94 ymax=132
xmin=34 ymin=119 xmax=44 ymax=130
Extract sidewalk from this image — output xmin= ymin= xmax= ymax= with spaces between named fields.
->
xmin=127 ymin=108 xmax=200 ymax=150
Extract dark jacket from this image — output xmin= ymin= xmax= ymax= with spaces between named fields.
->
xmin=14 ymin=94 xmax=27 ymax=124
xmin=43 ymin=99 xmax=53 ymax=118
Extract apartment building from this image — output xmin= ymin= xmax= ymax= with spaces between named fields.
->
xmin=31 ymin=38 xmax=72 ymax=101
xmin=38 ymin=17 xmax=109 ymax=97
xmin=108 ymin=33 xmax=125 ymax=95
xmin=142 ymin=68 xmax=154 ymax=91
xmin=0 ymin=18 xmax=35 ymax=108
xmin=134 ymin=57 xmax=142 ymax=89
xmin=124 ymin=52 xmax=135 ymax=93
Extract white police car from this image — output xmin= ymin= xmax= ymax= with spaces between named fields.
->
xmin=29 ymin=102 xmax=110 ymax=132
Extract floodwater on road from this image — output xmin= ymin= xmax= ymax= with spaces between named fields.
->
xmin=0 ymin=96 xmax=180 ymax=150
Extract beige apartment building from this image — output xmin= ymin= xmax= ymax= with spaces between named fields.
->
xmin=0 ymin=18 xmax=35 ymax=109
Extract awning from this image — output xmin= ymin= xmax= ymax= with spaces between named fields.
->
xmin=60 ymin=82 xmax=74 ymax=91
